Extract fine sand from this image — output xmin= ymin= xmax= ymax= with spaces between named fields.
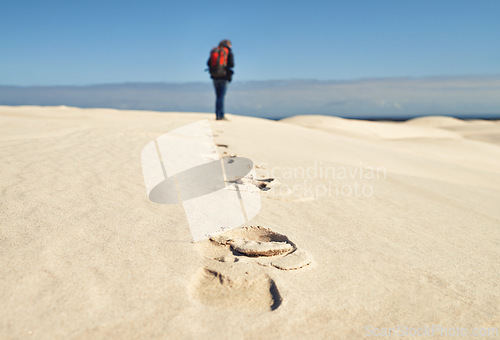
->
xmin=0 ymin=106 xmax=499 ymax=338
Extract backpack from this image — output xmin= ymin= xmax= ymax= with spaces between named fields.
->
xmin=209 ymin=46 xmax=229 ymax=78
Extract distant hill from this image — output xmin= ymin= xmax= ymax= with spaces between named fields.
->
xmin=1 ymin=76 xmax=499 ymax=120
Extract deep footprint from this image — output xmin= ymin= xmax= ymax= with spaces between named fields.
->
xmin=211 ymin=226 xmax=295 ymax=257
xmin=252 ymin=178 xmax=274 ymax=191
xmin=209 ymin=226 xmax=312 ymax=269
xmin=191 ymin=226 xmax=312 ymax=312
xmin=190 ymin=267 xmax=282 ymax=311
xmin=230 ymin=238 xmax=294 ymax=257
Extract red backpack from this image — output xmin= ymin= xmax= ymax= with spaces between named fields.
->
xmin=209 ymin=46 xmax=229 ymax=78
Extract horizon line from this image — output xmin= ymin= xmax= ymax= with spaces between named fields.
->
xmin=2 ymin=73 xmax=500 ymax=88
xmin=2 ymin=104 xmax=499 ymax=122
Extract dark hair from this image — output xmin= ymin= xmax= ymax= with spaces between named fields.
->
xmin=219 ymin=40 xmax=232 ymax=48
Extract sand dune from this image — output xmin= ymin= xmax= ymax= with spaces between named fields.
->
xmin=282 ymin=115 xmax=462 ymax=140
xmin=0 ymin=106 xmax=499 ymax=338
xmin=405 ymin=115 xmax=467 ymax=127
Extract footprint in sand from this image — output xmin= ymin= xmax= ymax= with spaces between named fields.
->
xmin=250 ymin=178 xmax=274 ymax=191
xmin=190 ymin=226 xmax=312 ymax=311
xmin=190 ymin=264 xmax=282 ymax=312
xmin=216 ymin=142 xmax=273 ymax=191
xmin=227 ymin=176 xmax=275 ymax=191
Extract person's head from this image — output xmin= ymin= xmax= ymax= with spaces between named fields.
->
xmin=219 ymin=39 xmax=232 ymax=49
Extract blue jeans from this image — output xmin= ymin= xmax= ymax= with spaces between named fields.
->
xmin=213 ymin=79 xmax=228 ymax=120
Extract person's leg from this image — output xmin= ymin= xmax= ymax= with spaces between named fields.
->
xmin=218 ymin=80 xmax=227 ymax=119
xmin=213 ymin=80 xmax=220 ymax=119
xmin=213 ymin=80 xmax=227 ymax=120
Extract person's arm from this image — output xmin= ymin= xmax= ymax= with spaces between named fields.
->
xmin=227 ymin=51 xmax=234 ymax=69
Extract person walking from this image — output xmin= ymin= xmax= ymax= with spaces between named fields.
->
xmin=207 ymin=40 xmax=234 ymax=120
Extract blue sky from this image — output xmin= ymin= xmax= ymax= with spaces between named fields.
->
xmin=1 ymin=0 xmax=499 ymax=86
